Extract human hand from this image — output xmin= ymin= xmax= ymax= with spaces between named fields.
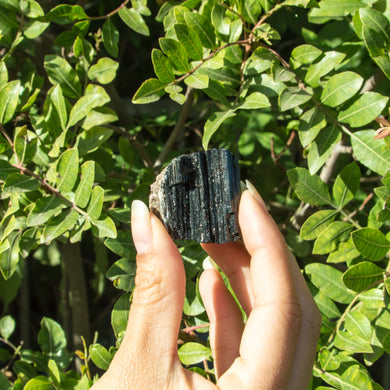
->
xmin=91 ymin=187 xmax=321 ymax=390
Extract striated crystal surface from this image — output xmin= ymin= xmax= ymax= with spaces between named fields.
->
xmin=149 ymin=149 xmax=241 ymax=243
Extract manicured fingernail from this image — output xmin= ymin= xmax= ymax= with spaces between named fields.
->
xmin=202 ymin=256 xmax=217 ymax=270
xmin=131 ymin=200 xmax=152 ymax=254
xmin=245 ymin=180 xmax=267 ymax=211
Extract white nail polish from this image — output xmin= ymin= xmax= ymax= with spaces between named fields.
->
xmin=245 ymin=179 xmax=267 ymax=210
xmin=131 ymin=200 xmax=152 ymax=254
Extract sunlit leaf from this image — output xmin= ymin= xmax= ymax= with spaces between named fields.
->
xmin=352 ymin=227 xmax=390 ymax=261
xmin=118 ymin=7 xmax=150 ymax=36
xmin=343 ymin=261 xmax=384 ymax=292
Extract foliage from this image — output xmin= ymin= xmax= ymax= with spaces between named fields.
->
xmin=0 ymin=0 xmax=389 ymax=389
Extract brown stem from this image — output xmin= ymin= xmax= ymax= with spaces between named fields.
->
xmin=88 ymin=0 xmax=130 ymax=20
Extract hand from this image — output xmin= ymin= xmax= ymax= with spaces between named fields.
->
xmin=91 ymin=188 xmax=321 ymax=390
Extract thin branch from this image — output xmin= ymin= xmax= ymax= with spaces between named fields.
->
xmin=154 ymin=88 xmax=194 ymax=169
xmin=88 ymin=0 xmax=130 ymax=20
xmin=107 ymin=124 xmax=154 ymax=169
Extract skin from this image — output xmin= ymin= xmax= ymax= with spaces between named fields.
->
xmin=92 ymin=190 xmax=321 ymax=390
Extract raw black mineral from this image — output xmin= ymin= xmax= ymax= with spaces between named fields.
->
xmin=149 ymin=149 xmax=241 ymax=244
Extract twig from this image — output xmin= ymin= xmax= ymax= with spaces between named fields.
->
xmin=154 ymin=88 xmax=194 ymax=169
xmin=271 ymin=130 xmax=296 ymax=170
xmin=182 ymin=323 xmax=210 ymax=334
xmin=88 ymin=0 xmax=130 ymax=20
xmin=107 ymin=124 xmax=154 ymax=169
xmin=344 ymin=192 xmax=374 ymax=221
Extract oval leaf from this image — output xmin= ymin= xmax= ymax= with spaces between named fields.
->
xmin=352 ymin=227 xmax=390 ymax=261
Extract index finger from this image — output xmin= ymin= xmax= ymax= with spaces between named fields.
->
xmin=218 ymin=190 xmax=301 ymax=390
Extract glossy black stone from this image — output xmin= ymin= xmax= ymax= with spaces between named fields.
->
xmin=149 ymin=149 xmax=241 ymax=243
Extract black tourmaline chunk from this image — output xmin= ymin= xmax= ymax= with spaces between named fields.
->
xmin=149 ymin=149 xmax=241 ymax=244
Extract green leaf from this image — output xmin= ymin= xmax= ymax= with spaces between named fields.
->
xmin=38 ymin=317 xmax=67 ymax=355
xmin=43 ymin=209 xmax=79 ymax=244
xmin=44 ymin=55 xmax=82 ymax=99
xmin=309 ymin=284 xmax=341 ymax=319
xmin=88 ymin=58 xmax=119 ymax=85
xmin=211 ymin=3 xmax=230 ymax=37
xmin=49 ymin=85 xmax=68 ymax=130
xmin=57 ymin=148 xmax=79 ymax=192
xmin=332 ymin=162 xmax=361 ymax=208
xmin=0 ymin=80 xmax=21 ymax=124
xmin=202 ymin=109 xmax=236 ymax=150
xmin=151 ymin=49 xmax=175 ymax=83
xmin=159 ymin=38 xmax=190 ymax=73
xmin=352 ymin=227 xmax=390 ymax=261
xmin=68 ymin=85 xmax=111 ymax=127
xmin=91 ymin=215 xmax=117 ymax=239
xmin=0 ymin=372 xmax=11 ymax=390
xmin=132 ymin=78 xmax=166 ymax=104
xmin=24 ymin=376 xmax=53 ymax=390
xmin=338 ymin=92 xmax=388 ymax=127
xmin=0 ymin=160 xmax=17 ymax=181
xmin=3 ymin=173 xmax=40 ymax=193
xmin=82 ymin=107 xmax=117 ymax=130
xmin=104 ymin=230 xmax=136 ymax=259
xmin=287 ymin=168 xmax=332 ymax=206
xmin=305 ymin=51 xmax=345 ymax=87
xmin=87 ymin=186 xmax=104 ymax=219
xmin=321 ymin=71 xmax=363 ymax=107
xmin=360 ymin=8 xmax=390 ymax=80
xmin=184 ymin=74 xmax=209 ymax=89
xmin=300 ymin=209 xmax=338 ymax=240
xmin=178 ymin=342 xmax=211 ymax=365
xmin=341 ymin=365 xmax=374 ymax=390
xmin=74 ymin=161 xmax=94 ymax=208
xmin=14 ymin=126 xmax=37 ymax=164
xmin=76 ymin=127 xmax=113 ymax=156
xmin=298 ymin=107 xmax=327 ymax=148
xmin=305 ymin=263 xmax=355 ymax=304
xmin=335 ymin=312 xmax=373 ymax=353
xmin=46 ymin=4 xmax=87 ymax=24
xmin=343 ymin=261 xmax=384 ymax=292
xmin=185 ymin=12 xmax=216 ymax=49
xmin=241 ymin=0 xmax=262 ymax=23
xmin=313 ymin=221 xmax=353 ymax=255
xmin=106 ymin=258 xmax=136 ymax=292
xmin=290 ymin=44 xmax=322 ymax=68
xmin=309 ymin=0 xmax=363 ymax=23
xmin=27 ymin=196 xmax=65 ymax=227
xmin=279 ymin=86 xmax=311 ymax=111
xmin=111 ymin=293 xmax=130 ymax=337
xmin=174 ymin=24 xmax=203 ymax=61
xmin=0 ymin=315 xmax=15 ymax=340
xmin=89 ymin=344 xmax=112 ymax=370
xmin=238 ymin=92 xmax=271 ymax=110
xmin=118 ymin=7 xmax=149 ymax=36
xmin=102 ymin=18 xmax=119 ymax=58
xmin=307 ymin=125 xmax=341 ymax=174
xmin=350 ymin=130 xmax=390 ymax=176
xmin=327 ymin=238 xmax=360 ymax=263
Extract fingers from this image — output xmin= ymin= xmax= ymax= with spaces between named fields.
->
xmin=201 ymin=242 xmax=253 ymax=314
xmin=107 ymin=200 xmax=186 ymax=385
xmin=199 ymin=264 xmax=244 ymax=379
xmin=286 ymin=252 xmax=321 ymax=390
xmin=218 ymin=191 xmax=302 ymax=389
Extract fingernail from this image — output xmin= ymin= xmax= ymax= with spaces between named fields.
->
xmin=202 ymin=256 xmax=217 ymax=270
xmin=131 ymin=200 xmax=152 ymax=254
xmin=245 ymin=179 xmax=267 ymax=211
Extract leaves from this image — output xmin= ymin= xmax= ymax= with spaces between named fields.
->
xmin=321 ymin=71 xmax=363 ymax=107
xmin=0 ymin=80 xmax=21 ymax=124
xmin=178 ymin=342 xmax=211 ymax=365
xmin=350 ymin=130 xmax=390 ymax=176
xmin=352 ymin=228 xmax=390 ymax=261
xmin=132 ymin=78 xmax=166 ymax=104
xmin=342 ymin=262 xmax=384 ymax=292
xmin=56 ymin=148 xmax=79 ymax=192
xmin=338 ymin=92 xmax=388 ymax=127
xmin=287 ymin=168 xmax=332 ymax=206
xmin=118 ymin=7 xmax=149 ymax=36
xmin=202 ymin=109 xmax=236 ymax=150
xmin=88 ymin=58 xmax=119 ymax=84
xmin=159 ymin=38 xmax=190 ymax=73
